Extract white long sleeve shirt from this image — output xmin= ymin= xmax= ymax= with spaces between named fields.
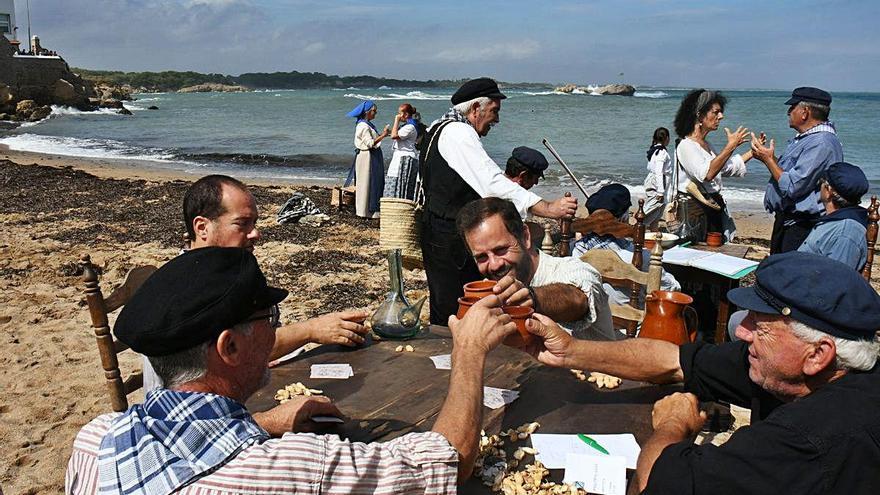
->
xmin=676 ymin=138 xmax=746 ymax=194
xmin=437 ymin=122 xmax=541 ymax=219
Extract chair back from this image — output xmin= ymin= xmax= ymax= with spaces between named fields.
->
xmin=80 ymin=254 xmax=157 ymax=412
xmin=863 ymin=195 xmax=879 ymax=281
xmin=580 ymin=240 xmax=663 ymax=337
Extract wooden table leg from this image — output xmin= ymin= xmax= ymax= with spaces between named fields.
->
xmin=714 ymin=279 xmax=737 ymax=343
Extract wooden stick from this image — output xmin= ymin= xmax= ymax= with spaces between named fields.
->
xmin=542 ymin=138 xmax=590 ymax=200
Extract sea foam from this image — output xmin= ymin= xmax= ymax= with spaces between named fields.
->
xmin=0 ymin=133 xmax=178 ymax=162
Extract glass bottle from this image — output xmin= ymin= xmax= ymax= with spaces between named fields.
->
xmin=371 ymin=249 xmax=426 ymax=339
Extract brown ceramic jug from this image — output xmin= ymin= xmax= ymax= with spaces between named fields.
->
xmin=639 ymin=290 xmax=698 ymax=345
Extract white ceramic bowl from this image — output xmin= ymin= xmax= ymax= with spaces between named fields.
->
xmin=646 ymin=232 xmax=679 ymax=248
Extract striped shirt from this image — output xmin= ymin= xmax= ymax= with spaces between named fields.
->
xmin=67 ymin=413 xmax=459 ymax=495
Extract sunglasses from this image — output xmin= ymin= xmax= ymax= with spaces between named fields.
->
xmin=246 ymin=304 xmax=281 ymax=329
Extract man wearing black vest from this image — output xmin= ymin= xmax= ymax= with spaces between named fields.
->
xmin=419 ymin=77 xmax=578 ymax=324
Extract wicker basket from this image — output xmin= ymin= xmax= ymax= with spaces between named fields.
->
xmin=379 ymin=198 xmax=423 ymax=270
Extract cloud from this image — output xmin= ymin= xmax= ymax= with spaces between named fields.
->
xmin=429 ymin=40 xmax=541 ymax=63
xmin=302 ymin=42 xmax=325 ymax=55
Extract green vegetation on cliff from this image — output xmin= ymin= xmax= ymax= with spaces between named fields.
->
xmin=72 ymin=68 xmax=548 ymax=92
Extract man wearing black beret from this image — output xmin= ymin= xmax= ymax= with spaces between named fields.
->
xmin=67 ymin=247 xmax=522 ymax=493
xmin=512 ymin=251 xmax=880 ymax=494
xmin=797 ymin=161 xmax=871 ymax=270
xmin=751 ymin=87 xmax=844 ymax=254
xmin=504 ymin=146 xmax=549 ymax=190
xmin=419 ymin=77 xmax=578 ymax=325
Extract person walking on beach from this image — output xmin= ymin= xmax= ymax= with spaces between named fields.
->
xmin=418 ymin=77 xmax=577 ymax=325
xmin=672 ymin=89 xmax=761 ymax=242
xmin=751 ymin=87 xmax=843 ymax=254
xmin=383 ymin=103 xmax=422 ymax=200
xmin=345 ymin=100 xmax=389 ymax=219
xmin=642 ymin=127 xmax=672 ymax=227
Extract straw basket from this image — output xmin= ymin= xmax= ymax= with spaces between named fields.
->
xmin=379 ymin=197 xmax=423 ymax=270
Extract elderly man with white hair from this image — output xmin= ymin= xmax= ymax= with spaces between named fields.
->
xmin=419 ymin=77 xmax=578 ymax=324
xmin=512 ymin=251 xmax=880 ymax=494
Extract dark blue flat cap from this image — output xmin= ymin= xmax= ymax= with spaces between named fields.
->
xmin=785 ymin=87 xmax=832 ymax=106
xmin=824 ymin=161 xmax=869 ymax=203
xmin=510 ymin=146 xmax=549 ymax=178
xmin=586 ymin=184 xmax=632 ymax=219
xmin=451 ymin=77 xmax=507 ymax=105
xmin=728 ymin=252 xmax=880 ymax=341
xmin=115 ymin=247 xmax=288 ymax=356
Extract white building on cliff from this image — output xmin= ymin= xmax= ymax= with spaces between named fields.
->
xmin=0 ymin=0 xmax=16 ymax=41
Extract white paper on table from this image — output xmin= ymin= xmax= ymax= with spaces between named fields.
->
xmin=429 ymin=354 xmax=451 ymax=370
xmin=563 ymin=453 xmax=627 ymax=495
xmin=530 ymin=433 xmax=641 ymax=470
xmin=688 ymin=252 xmax=758 ymax=276
xmin=661 ymin=246 xmax=710 ymax=265
xmin=310 ymin=364 xmax=354 ymax=379
xmin=483 ymin=386 xmax=519 ymax=409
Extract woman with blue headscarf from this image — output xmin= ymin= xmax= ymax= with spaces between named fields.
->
xmin=345 ymin=100 xmax=389 ymax=218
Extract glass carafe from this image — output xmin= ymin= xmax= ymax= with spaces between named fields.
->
xmin=371 ymin=249 xmax=426 ymax=339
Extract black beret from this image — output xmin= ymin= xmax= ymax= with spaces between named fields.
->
xmin=824 ymin=161 xmax=869 ymax=203
xmin=784 ymin=87 xmax=832 ymax=106
xmin=510 ymin=146 xmax=549 ymax=178
xmin=728 ymin=252 xmax=880 ymax=341
xmin=451 ymin=77 xmax=507 ymax=105
xmin=115 ymin=247 xmax=288 ymax=356
xmin=586 ymin=184 xmax=632 ymax=219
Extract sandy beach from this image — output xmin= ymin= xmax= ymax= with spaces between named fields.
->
xmin=0 ymin=149 xmax=870 ymax=494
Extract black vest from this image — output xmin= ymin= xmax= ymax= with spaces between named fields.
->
xmin=419 ymin=121 xmax=480 ymax=221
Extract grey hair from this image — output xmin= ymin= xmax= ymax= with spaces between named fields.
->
xmin=148 ymin=322 xmax=254 ymax=389
xmin=453 ymin=96 xmax=492 ymax=116
xmin=788 ymin=320 xmax=879 ymax=372
xmin=695 ymin=90 xmax=716 ymax=117
xmin=798 ymin=101 xmax=830 ymax=122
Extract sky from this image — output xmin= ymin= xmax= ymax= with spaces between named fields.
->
xmin=10 ymin=0 xmax=880 ymax=91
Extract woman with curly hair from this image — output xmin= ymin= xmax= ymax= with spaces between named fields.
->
xmin=672 ymin=89 xmax=762 ymax=241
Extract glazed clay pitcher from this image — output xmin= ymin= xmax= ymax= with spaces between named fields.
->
xmin=639 ymin=290 xmax=697 ymax=345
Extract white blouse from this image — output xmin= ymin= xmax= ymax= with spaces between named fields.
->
xmin=676 ymin=137 xmax=746 ymax=194
xmin=644 ymin=148 xmax=671 ymax=196
xmin=354 ymin=122 xmax=379 ymax=151
xmin=391 ymin=123 xmax=418 ymax=156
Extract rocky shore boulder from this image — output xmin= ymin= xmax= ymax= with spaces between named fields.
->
xmin=51 ymin=78 xmax=91 ymax=107
xmin=14 ymin=99 xmax=52 ymax=122
xmin=178 ymin=83 xmax=249 ymax=93
xmin=93 ymin=83 xmax=133 ymax=101
xmin=553 ymin=82 xmax=636 ymax=96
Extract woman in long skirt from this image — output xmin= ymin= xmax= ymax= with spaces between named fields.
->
xmin=384 ymin=103 xmax=422 ymax=200
xmin=345 ymin=100 xmax=389 ymax=218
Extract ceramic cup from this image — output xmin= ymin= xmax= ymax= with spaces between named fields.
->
xmin=644 ymin=239 xmax=656 ymax=250
xmin=463 ymin=280 xmax=496 ymax=300
xmin=706 ymin=232 xmax=723 ymax=247
xmin=456 ymin=296 xmax=482 ymax=319
xmin=502 ymin=305 xmax=535 ymax=344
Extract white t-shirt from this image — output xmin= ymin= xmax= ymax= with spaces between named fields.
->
xmin=437 ymin=122 xmax=541 ymax=219
xmin=391 ymin=123 xmax=418 ymax=156
xmin=676 ymin=138 xmax=746 ymax=194
xmin=531 ymin=251 xmax=619 ymax=341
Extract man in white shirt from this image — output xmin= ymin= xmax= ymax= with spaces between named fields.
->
xmin=419 ymin=77 xmax=577 ymax=324
xmin=456 ymin=197 xmax=617 ymax=341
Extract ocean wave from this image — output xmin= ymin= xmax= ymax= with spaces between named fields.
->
xmin=50 ymin=105 xmax=123 ymax=117
xmin=633 ymin=91 xmax=669 ymax=99
xmin=378 ymin=85 xmax=392 ymax=90
xmin=134 ymin=96 xmax=162 ymax=102
xmin=518 ymin=90 xmax=561 ymax=96
xmin=343 ymin=91 xmax=450 ymax=101
xmin=0 ymin=133 xmax=178 ymax=162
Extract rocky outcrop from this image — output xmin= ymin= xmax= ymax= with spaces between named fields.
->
xmin=93 ymin=83 xmax=133 ymax=101
xmin=178 ymin=83 xmax=249 ymax=93
xmin=554 ymin=83 xmax=636 ymax=96
xmin=13 ymin=99 xmax=52 ymax=122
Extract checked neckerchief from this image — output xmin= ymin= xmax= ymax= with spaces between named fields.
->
xmin=97 ymin=389 xmax=269 ymax=495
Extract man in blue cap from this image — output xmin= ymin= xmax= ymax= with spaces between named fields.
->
xmin=419 ymin=77 xmax=577 ymax=325
xmin=504 ymin=146 xmax=548 ymax=190
xmin=797 ymin=161 xmax=871 ymax=270
xmin=751 ymin=87 xmax=844 ymax=254
xmin=511 ymin=251 xmax=880 ymax=494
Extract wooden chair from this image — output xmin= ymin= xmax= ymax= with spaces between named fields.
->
xmin=579 ymin=241 xmax=663 ymax=337
xmin=863 ymin=195 xmax=879 ymax=281
xmin=80 ymin=254 xmax=157 ymax=412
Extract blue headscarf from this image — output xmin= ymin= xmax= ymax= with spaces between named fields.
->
xmin=347 ymin=100 xmax=377 ymax=130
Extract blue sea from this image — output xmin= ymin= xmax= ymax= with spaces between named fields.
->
xmin=1 ymin=87 xmax=878 ymax=212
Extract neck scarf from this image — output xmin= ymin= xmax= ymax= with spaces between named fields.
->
xmin=795 ymin=121 xmax=836 ymax=140
xmin=428 ymin=107 xmax=471 ymax=132
xmin=646 ymin=143 xmax=665 ymax=161
xmin=97 ymin=389 xmax=268 ymax=495
xmin=406 ymin=117 xmax=419 ymax=136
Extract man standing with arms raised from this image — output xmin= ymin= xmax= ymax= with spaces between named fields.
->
xmin=752 ymin=87 xmax=843 ymax=253
xmin=419 ymin=77 xmax=577 ymax=324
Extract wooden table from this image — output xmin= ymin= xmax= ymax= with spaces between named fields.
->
xmin=248 ymin=326 xmax=679 ymax=493
xmin=662 ymin=243 xmax=752 ymax=344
